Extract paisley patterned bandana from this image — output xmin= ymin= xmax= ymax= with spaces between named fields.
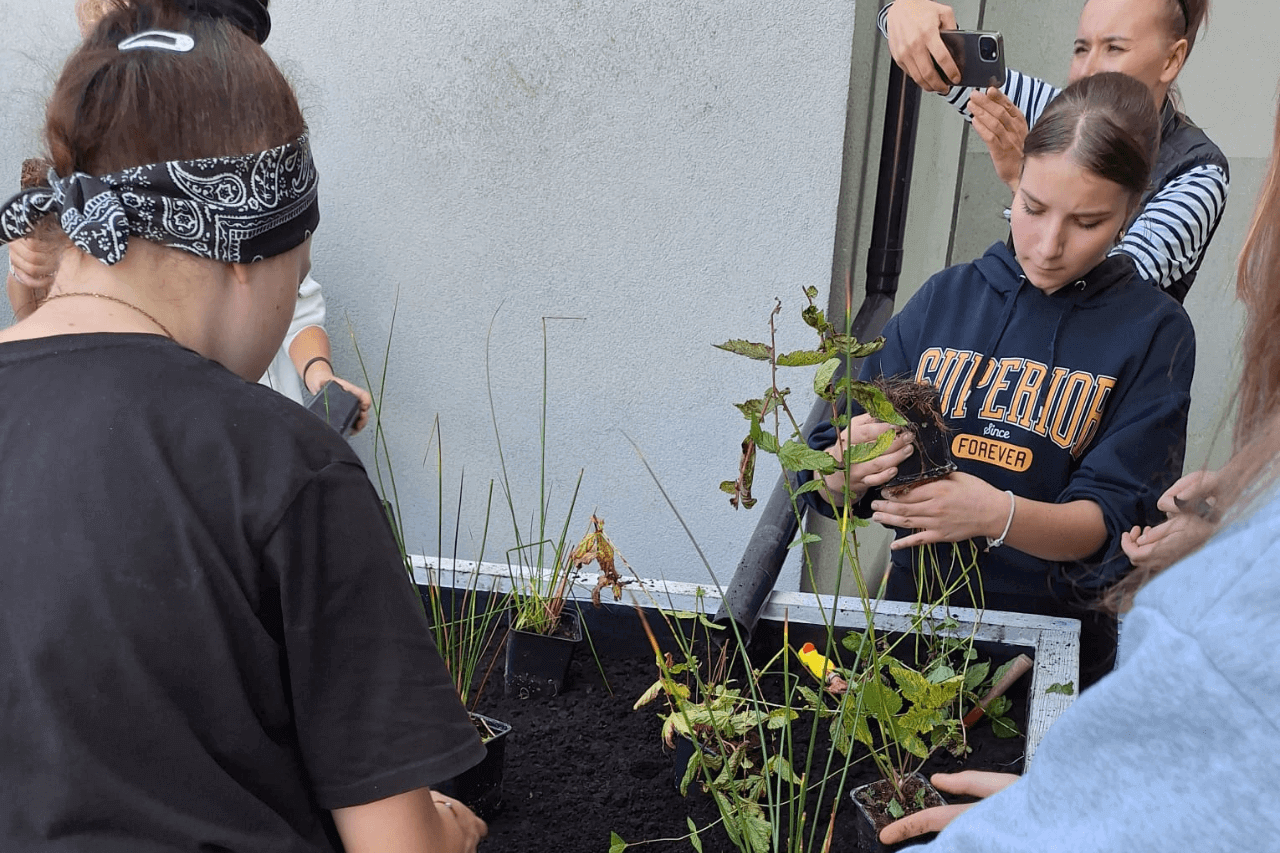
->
xmin=0 ymin=134 xmax=318 ymax=266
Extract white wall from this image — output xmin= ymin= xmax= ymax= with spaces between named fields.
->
xmin=0 ymin=1 xmax=859 ymax=589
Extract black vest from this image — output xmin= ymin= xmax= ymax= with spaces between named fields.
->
xmin=1140 ymin=101 xmax=1230 ymax=303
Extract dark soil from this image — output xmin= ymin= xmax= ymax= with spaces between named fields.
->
xmin=463 ymin=606 xmax=1027 ymax=853
xmin=852 ymin=775 xmax=946 ymax=835
xmin=875 ymin=378 xmax=950 ymax=436
xmin=875 ymin=378 xmax=956 ymax=489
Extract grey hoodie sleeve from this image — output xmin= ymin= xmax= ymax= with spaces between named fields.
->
xmin=908 ymin=492 xmax=1280 ymax=852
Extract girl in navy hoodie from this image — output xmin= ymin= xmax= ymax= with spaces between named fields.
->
xmin=808 ymin=71 xmax=1194 ymax=686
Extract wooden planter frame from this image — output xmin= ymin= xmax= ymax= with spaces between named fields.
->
xmin=412 ymin=556 xmax=1079 ymax=766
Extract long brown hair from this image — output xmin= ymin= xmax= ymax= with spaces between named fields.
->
xmin=1105 ymin=86 xmax=1278 ymax=609
xmin=1218 ymin=91 xmax=1280 ymax=506
xmin=46 ymin=0 xmax=302 ymax=178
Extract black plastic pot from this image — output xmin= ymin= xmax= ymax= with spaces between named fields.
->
xmin=670 ymin=735 xmax=719 ymax=792
xmin=851 ymin=772 xmax=946 ymax=852
xmin=435 ymin=712 xmax=511 ymax=819
xmin=504 ymin=609 xmax=582 ymax=698
xmin=885 ymin=387 xmax=956 ymax=490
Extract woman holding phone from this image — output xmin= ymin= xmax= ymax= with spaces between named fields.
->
xmin=879 ymin=0 xmax=1226 ymax=303
xmin=807 ymin=73 xmax=1194 ymax=688
xmin=6 ymin=0 xmax=374 ymax=433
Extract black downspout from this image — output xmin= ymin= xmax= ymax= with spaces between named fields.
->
xmin=714 ymin=61 xmax=922 ymax=642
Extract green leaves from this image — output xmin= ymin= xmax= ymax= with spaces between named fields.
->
xmin=841 ymin=631 xmax=877 ymax=662
xmin=633 ymin=679 xmax=667 ymax=710
xmin=844 ymin=429 xmax=898 ymax=465
xmin=991 ymin=715 xmax=1019 ymax=738
xmin=787 ymin=532 xmax=822 ymax=549
xmin=610 ymin=832 xmax=628 ymax=853
xmin=715 ymin=339 xmax=773 ymax=361
xmin=962 ymin=661 xmax=991 ymax=692
xmin=1046 ymin=681 xmax=1075 ymax=696
xmin=790 ymin=478 xmax=828 ymax=498
xmin=827 ymin=334 xmax=886 ymax=360
xmin=776 ymin=349 xmax=832 ymax=367
xmin=716 ymin=338 xmax=855 ymax=368
xmin=739 ymin=807 xmax=772 ymax=853
xmin=813 ymin=358 xmax=840 ymax=397
xmin=890 ymin=664 xmax=963 ymax=712
xmin=846 ymin=381 xmax=908 ymax=427
xmin=985 ymin=695 xmax=1012 ymax=719
xmin=802 ymin=303 xmax=831 ymax=336
xmin=861 ymin=677 xmax=904 ymax=720
xmin=749 ymin=416 xmax=778 ymax=455
xmin=887 ymin=798 xmax=905 ymax=819
xmin=779 ymin=440 xmax=839 ymax=475
xmin=687 ymin=818 xmax=703 ymax=853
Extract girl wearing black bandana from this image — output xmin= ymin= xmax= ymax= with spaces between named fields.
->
xmin=0 ymin=2 xmax=486 ymax=851
xmin=7 ymin=0 xmax=374 ymax=429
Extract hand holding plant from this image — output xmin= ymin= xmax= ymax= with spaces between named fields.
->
xmin=818 ymin=412 xmax=914 ymax=507
xmin=871 ymin=471 xmax=1010 ymax=549
xmin=877 ymin=770 xmax=1018 ymax=845
xmin=715 ymin=287 xmax=904 ymax=512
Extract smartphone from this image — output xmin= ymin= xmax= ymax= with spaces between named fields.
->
xmin=306 ymin=381 xmax=361 ymax=436
xmin=933 ymin=30 xmax=1006 ymax=90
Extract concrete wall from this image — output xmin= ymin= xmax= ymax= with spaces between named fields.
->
xmin=0 ymin=1 xmax=859 ymax=590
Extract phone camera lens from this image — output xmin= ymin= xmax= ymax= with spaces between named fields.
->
xmin=979 ymin=35 xmax=998 ymax=62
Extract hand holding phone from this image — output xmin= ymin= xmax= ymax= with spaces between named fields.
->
xmin=931 ymin=30 xmax=1006 ymax=90
xmin=306 ymin=381 xmax=361 ymax=436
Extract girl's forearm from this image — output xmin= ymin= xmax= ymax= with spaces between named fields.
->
xmin=1000 ymin=496 xmax=1106 ymax=562
xmin=286 ymin=324 xmax=332 ymax=393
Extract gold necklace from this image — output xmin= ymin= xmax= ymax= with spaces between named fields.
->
xmin=39 ymin=292 xmax=175 ymax=340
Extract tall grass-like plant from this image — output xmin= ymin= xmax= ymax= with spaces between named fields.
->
xmin=348 ymin=315 xmax=509 ymax=711
xmin=418 ymin=430 xmax=510 ymax=710
xmin=486 ymin=312 xmax=589 ymax=637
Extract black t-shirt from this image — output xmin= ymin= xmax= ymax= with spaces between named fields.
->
xmin=0 ymin=334 xmax=485 ymax=852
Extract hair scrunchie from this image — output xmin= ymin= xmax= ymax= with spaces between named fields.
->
xmin=176 ymin=0 xmax=271 ymax=44
xmin=0 ymin=134 xmax=318 ymax=266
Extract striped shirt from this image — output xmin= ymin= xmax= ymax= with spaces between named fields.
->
xmin=877 ymin=3 xmax=1230 ymax=297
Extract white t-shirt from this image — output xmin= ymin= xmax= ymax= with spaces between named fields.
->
xmin=258 ymin=272 xmax=325 ymax=404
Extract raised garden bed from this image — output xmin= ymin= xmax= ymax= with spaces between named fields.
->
xmin=415 ymin=558 xmax=1080 ymax=853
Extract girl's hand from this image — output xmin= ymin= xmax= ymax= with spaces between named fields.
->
xmin=968 ymin=87 xmax=1027 ymax=193
xmin=1120 ymin=468 xmax=1222 ymax=572
xmin=819 ymin=413 xmax=913 ymax=506
xmin=7 ymin=234 xmax=61 ymax=289
xmin=879 ymin=771 xmax=1018 ymax=845
xmin=871 ymin=471 xmax=1008 ymax=549
xmin=1121 ymin=514 xmax=1214 ymax=573
xmin=1156 ymin=468 xmax=1219 ymax=517
xmin=885 ymin=0 xmax=961 ymax=93
xmin=328 ymin=375 xmax=373 ymax=435
xmin=431 ymin=792 xmax=487 ymax=852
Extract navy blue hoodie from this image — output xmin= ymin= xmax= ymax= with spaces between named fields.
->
xmin=808 ymin=240 xmax=1195 ymax=605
